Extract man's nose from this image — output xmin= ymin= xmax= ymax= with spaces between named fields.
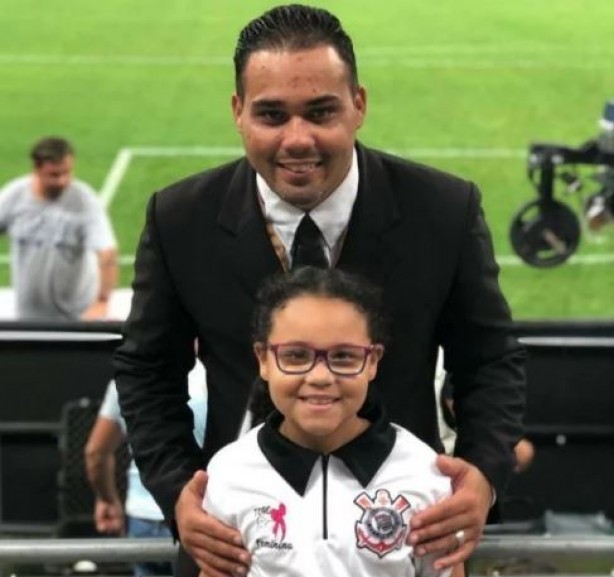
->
xmin=282 ymin=117 xmax=315 ymax=150
xmin=55 ymin=174 xmax=70 ymax=188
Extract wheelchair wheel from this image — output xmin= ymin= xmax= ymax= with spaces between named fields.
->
xmin=509 ymin=199 xmax=581 ymax=267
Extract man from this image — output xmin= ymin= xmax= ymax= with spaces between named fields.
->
xmin=115 ymin=5 xmax=525 ymax=577
xmin=585 ymin=100 xmax=614 ymax=231
xmin=0 ymin=136 xmax=118 ymax=321
xmin=85 ymin=363 xmax=207 ymax=577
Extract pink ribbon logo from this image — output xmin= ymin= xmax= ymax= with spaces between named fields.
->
xmin=270 ymin=503 xmax=287 ymax=541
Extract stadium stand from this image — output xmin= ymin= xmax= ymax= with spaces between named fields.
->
xmin=0 ymin=316 xmax=612 ymax=538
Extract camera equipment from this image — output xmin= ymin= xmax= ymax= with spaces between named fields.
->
xmin=510 ymin=101 xmax=614 ymax=267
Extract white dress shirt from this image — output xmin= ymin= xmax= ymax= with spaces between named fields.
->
xmin=256 ymin=149 xmax=359 ymax=267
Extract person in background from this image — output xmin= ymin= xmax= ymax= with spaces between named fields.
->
xmin=439 ymin=374 xmax=534 ymax=474
xmin=0 ymin=136 xmax=118 ymax=321
xmin=114 ymin=5 xmax=526 ymax=576
xmin=585 ymin=100 xmax=614 ymax=231
xmin=85 ymin=361 xmax=207 ymax=577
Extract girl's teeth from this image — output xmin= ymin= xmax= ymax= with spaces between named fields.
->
xmin=306 ymin=397 xmax=333 ymax=404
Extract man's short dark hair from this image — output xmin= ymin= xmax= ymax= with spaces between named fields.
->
xmin=234 ymin=4 xmax=358 ymax=99
xmin=30 ymin=137 xmax=74 ymax=167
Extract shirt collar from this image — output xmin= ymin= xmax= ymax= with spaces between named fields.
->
xmin=256 ymin=395 xmax=396 ymax=496
xmin=256 ymin=148 xmax=359 ymax=253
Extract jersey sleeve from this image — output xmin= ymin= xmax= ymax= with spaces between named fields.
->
xmin=415 ymin=453 xmax=453 ymax=577
xmin=202 ymin=451 xmax=237 ymax=528
xmin=411 ymin=461 xmax=453 ymax=577
xmin=98 ymin=380 xmax=127 ymax=433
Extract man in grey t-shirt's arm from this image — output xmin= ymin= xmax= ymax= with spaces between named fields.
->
xmin=0 ymin=136 xmax=118 ymax=321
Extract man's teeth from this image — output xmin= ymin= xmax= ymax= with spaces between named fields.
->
xmin=282 ymin=163 xmax=318 ymax=174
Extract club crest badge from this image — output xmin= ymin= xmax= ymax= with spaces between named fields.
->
xmin=354 ymin=488 xmax=411 ymax=558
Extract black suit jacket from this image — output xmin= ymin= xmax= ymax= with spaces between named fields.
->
xmin=115 ymin=143 xmax=526 ymax=525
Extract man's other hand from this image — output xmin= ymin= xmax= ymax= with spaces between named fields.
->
xmin=176 ymin=470 xmax=251 ymax=577
xmin=409 ymin=455 xmax=491 ymax=570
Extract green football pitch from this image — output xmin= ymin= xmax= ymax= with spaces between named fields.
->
xmin=1 ymin=0 xmax=613 ymax=319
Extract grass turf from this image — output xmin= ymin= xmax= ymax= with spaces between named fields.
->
xmin=1 ymin=0 xmax=613 ymax=318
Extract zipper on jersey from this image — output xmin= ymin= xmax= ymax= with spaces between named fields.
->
xmin=321 ymin=454 xmax=329 ymax=540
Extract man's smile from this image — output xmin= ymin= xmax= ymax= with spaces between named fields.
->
xmin=277 ymin=160 xmax=323 ymax=175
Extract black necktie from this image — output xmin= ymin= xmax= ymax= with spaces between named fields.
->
xmin=291 ymin=214 xmax=328 ymax=269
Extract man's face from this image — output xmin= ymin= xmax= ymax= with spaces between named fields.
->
xmin=34 ymin=156 xmax=74 ymax=200
xmin=232 ymin=45 xmax=366 ymax=211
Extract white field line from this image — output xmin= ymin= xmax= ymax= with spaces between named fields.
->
xmin=2 ymin=146 xmax=610 ymax=267
xmin=128 ymin=146 xmax=525 ymax=159
xmin=2 ymin=252 xmax=614 ymax=268
xmin=129 ymin=146 xmax=244 ymax=157
xmin=99 ymin=145 xmax=526 ymax=208
xmin=363 ymin=59 xmax=614 ymax=70
xmin=387 ymin=148 xmax=525 ymax=159
xmin=98 ymin=147 xmax=245 ymax=208
xmin=0 ymin=253 xmax=135 ymax=266
xmin=359 ymin=44 xmax=614 ymax=56
xmin=497 ymin=254 xmax=614 ymax=267
xmin=95 ymin=145 xmax=614 ymax=268
xmin=99 ymin=148 xmax=133 ymax=209
xmin=0 ymin=52 xmax=612 ymax=70
xmin=0 ymin=54 xmax=230 ymax=66
xmin=97 ymin=145 xmax=525 ymax=211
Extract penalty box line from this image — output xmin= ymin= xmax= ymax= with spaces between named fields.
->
xmin=0 ymin=148 xmax=610 ymax=267
xmin=89 ymin=146 xmax=613 ymax=267
xmin=98 ymin=146 xmax=245 ymax=209
xmin=99 ymin=145 xmax=525 ymax=209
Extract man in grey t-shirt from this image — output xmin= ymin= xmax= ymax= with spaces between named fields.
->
xmin=0 ymin=137 xmax=118 ymax=321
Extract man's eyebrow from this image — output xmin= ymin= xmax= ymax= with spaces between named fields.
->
xmin=251 ymin=99 xmax=284 ymax=110
xmin=306 ymin=95 xmax=341 ymax=107
xmin=251 ymin=95 xmax=342 ymax=110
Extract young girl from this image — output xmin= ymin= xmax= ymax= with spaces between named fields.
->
xmin=204 ymin=267 xmax=456 ymax=577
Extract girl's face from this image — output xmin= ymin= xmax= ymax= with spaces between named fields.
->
xmin=255 ymin=295 xmax=383 ymax=454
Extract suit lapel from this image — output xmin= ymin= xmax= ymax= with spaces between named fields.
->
xmin=215 ymin=146 xmax=404 ymax=295
xmin=217 ymin=159 xmax=283 ymax=295
xmin=337 ymin=144 xmax=402 ymax=285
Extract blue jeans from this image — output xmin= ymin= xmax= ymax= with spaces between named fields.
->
xmin=127 ymin=516 xmax=174 ymax=577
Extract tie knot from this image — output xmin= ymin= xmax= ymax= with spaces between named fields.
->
xmin=296 ymin=214 xmax=321 ymax=241
xmin=291 ymin=214 xmax=328 ymax=270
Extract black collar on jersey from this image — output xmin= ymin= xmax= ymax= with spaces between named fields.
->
xmin=257 ymin=397 xmax=396 ymax=496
